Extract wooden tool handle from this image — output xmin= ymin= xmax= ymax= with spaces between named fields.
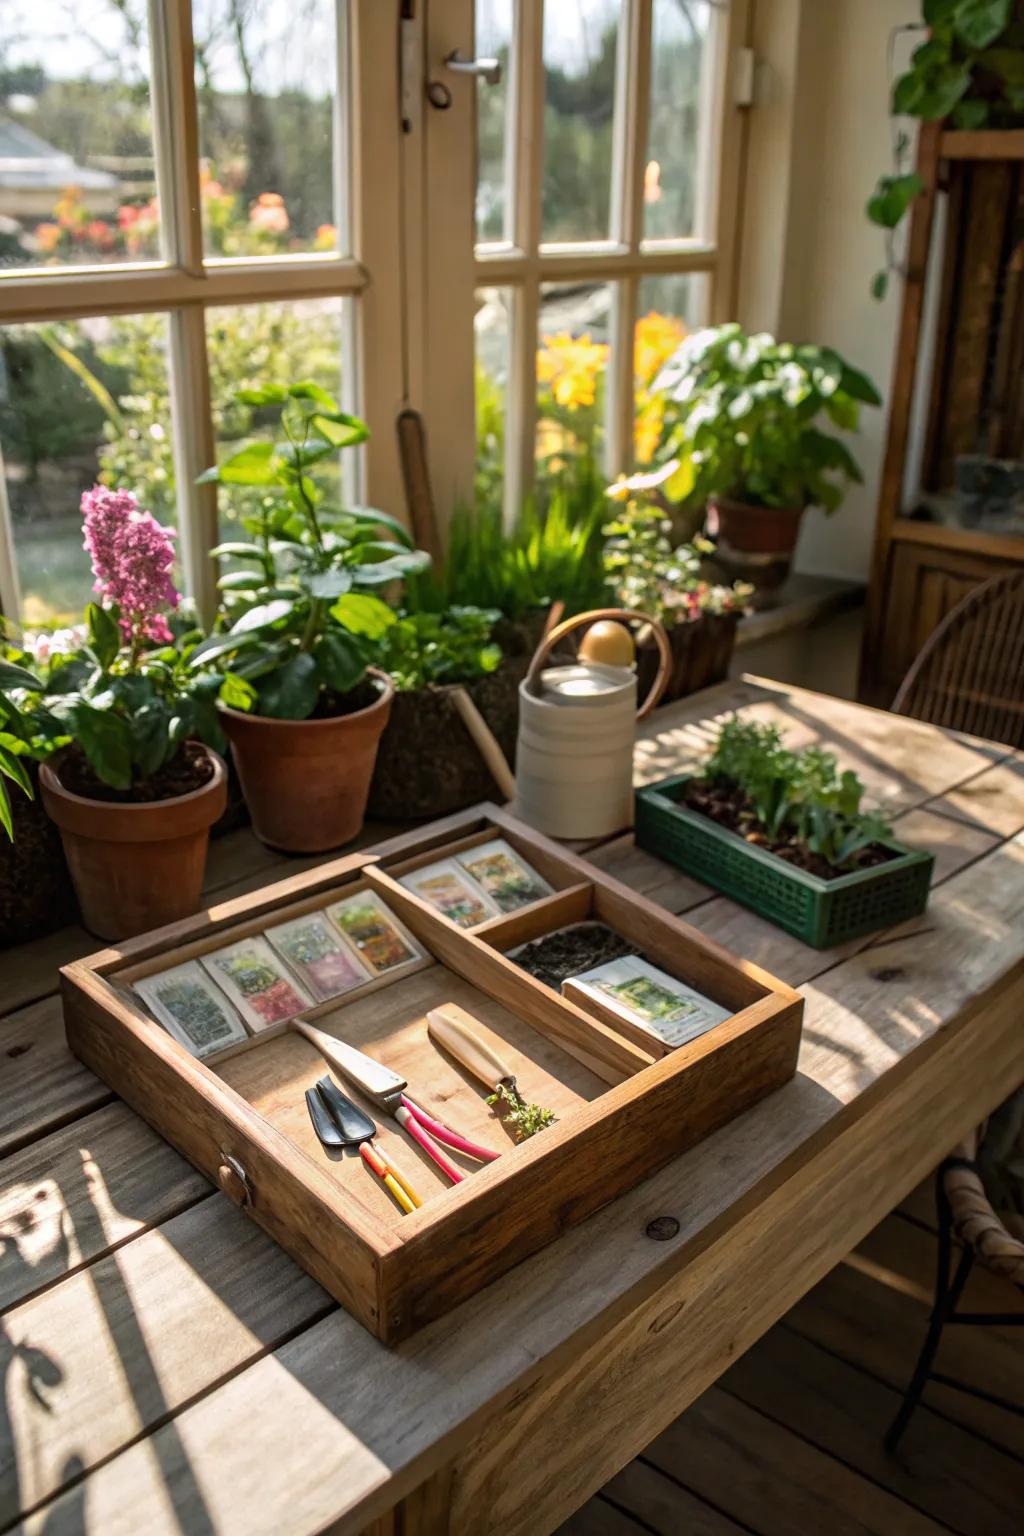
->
xmin=290 ymin=1019 xmax=406 ymax=1099
xmin=427 ymin=1004 xmax=515 ymax=1091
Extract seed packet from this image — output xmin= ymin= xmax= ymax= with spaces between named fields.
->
xmin=456 ymin=839 xmax=554 ymax=914
xmin=265 ymin=911 xmax=372 ymax=1002
xmin=562 ymin=955 xmax=731 ymax=1049
xmin=327 ymin=889 xmax=426 ymax=974
xmin=134 ymin=961 xmax=248 ymax=1059
xmin=202 ymin=935 xmax=313 ymax=1032
xmin=399 ymin=858 xmax=498 ymax=928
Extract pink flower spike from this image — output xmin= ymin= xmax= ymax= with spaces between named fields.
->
xmin=81 ymin=485 xmax=180 ymax=654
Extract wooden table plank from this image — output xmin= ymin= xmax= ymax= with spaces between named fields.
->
xmin=0 ymin=1198 xmax=331 ymax=1525
xmin=19 ymin=836 xmax=1024 ymax=1536
xmin=0 ymin=998 xmax=110 ymax=1159
xmin=930 ymin=755 xmax=1024 ymax=839
xmin=0 ymin=1104 xmax=209 ymax=1314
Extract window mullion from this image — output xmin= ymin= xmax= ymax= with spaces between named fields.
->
xmin=506 ymin=0 xmax=544 ymax=525
xmin=0 ymin=448 xmax=22 ymax=622
xmin=151 ymin=0 xmax=219 ymax=622
xmin=607 ymin=0 xmax=651 ymax=477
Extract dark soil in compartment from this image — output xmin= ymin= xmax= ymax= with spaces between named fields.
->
xmin=681 ymin=778 xmax=896 ymax=881
xmin=511 ymin=922 xmax=639 ymax=990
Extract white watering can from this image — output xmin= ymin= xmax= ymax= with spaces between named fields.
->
xmin=514 ymin=607 xmax=672 ymax=840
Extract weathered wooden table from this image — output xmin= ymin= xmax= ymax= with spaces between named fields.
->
xmin=2 ymin=676 xmax=1022 ymax=1536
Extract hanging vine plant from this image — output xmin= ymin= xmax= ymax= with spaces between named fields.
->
xmin=868 ymin=0 xmax=1024 ymax=299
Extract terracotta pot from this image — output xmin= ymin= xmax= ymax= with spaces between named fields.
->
xmin=219 ymin=669 xmax=393 ymax=852
xmin=709 ymin=496 xmax=805 ymax=598
xmin=39 ymin=748 xmax=227 ymax=941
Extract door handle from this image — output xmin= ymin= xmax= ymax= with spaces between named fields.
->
xmin=444 ymin=49 xmax=502 ymax=86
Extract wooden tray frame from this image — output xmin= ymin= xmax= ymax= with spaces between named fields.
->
xmin=60 ymin=804 xmax=804 ymax=1343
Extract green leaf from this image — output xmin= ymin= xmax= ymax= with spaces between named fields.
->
xmin=70 ymin=702 xmax=133 ymax=790
xmin=977 ymin=46 xmax=1024 ymax=84
xmin=350 ymin=544 xmax=432 ymax=585
xmin=346 ymin=507 xmax=415 ymax=548
xmin=217 ymin=571 xmax=263 ymax=592
xmin=234 ymin=384 xmax=288 ymax=406
xmin=86 ymin=602 xmax=121 ymax=669
xmin=838 ymin=364 xmax=882 ymax=405
xmin=314 ymin=630 xmax=367 ymax=694
xmin=209 ymin=541 xmax=268 ymax=562
xmin=308 ymin=569 xmax=354 ymax=599
xmin=954 ymin=0 xmax=1012 ymax=51
xmin=0 ymin=780 xmax=11 ymax=841
xmin=0 ymin=744 xmax=32 ymax=798
xmin=866 ymin=173 xmax=923 ymax=229
xmin=198 ymin=441 xmax=279 ymax=487
xmin=309 ymin=411 xmax=370 ymax=449
xmin=130 ymin=703 xmax=171 ymax=780
xmin=871 ymin=270 xmax=889 ymax=301
xmin=330 ymin=592 xmax=397 ymax=639
xmin=924 ymin=0 xmax=958 ymax=21
xmin=915 ymin=65 xmax=971 ymax=119
xmin=287 ymin=380 xmax=340 ymax=411
xmin=256 ymin=652 xmax=320 ymax=719
xmin=218 ymin=672 xmax=257 ymax=711
xmin=0 ymin=660 xmax=43 ymax=692
xmin=892 ymin=70 xmax=925 ymax=116
xmin=231 ymin=598 xmax=296 ymax=634
xmin=951 ymin=96 xmax=990 ymax=128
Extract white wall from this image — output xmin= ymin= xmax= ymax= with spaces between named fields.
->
xmin=737 ymin=0 xmax=913 ymax=581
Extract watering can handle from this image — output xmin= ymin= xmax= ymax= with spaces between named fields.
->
xmin=524 ymin=607 xmax=672 ymax=720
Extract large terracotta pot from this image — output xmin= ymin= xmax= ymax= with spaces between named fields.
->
xmin=709 ymin=496 xmax=805 ymax=598
xmin=39 ymin=747 xmax=227 ymax=941
xmin=219 ymin=669 xmax=393 ymax=852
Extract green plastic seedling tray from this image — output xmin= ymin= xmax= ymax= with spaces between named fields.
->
xmin=635 ymin=775 xmax=934 ymax=950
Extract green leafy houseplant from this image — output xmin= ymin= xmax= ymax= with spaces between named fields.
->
xmin=651 ymin=324 xmax=881 ymax=517
xmin=868 ymin=1 xmax=1024 ymax=298
xmin=376 ymin=608 xmax=503 ymax=693
xmin=191 ymin=381 xmax=430 ymax=720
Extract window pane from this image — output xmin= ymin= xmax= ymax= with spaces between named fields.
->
xmin=476 ymin=1 xmax=513 ymax=244
xmin=542 ymin=1 xmax=621 ymax=245
xmin=205 ymin=298 xmax=345 ymax=546
xmin=193 ymin=0 xmax=339 ymax=258
xmin=0 ymin=316 xmax=173 ymax=625
xmin=634 ymin=273 xmax=709 ymax=463
xmin=475 ymin=287 xmax=511 ymax=513
xmin=644 ymin=0 xmax=716 ymax=241
xmin=536 ymin=282 xmax=611 ymax=501
xmin=0 ymin=3 xmax=159 ymax=269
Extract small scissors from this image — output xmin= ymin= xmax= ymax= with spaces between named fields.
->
xmin=293 ymin=1019 xmax=500 ymax=1184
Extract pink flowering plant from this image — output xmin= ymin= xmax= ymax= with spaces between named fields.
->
xmin=0 ymin=487 xmax=228 ymax=822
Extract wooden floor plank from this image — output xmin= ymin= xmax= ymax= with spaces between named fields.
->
xmin=0 ymin=998 xmax=110 ymax=1159
xmin=598 ymin=1460 xmax=750 ymax=1535
xmin=641 ymin=1387 xmax=949 ymax=1536
xmin=0 ymin=1103 xmax=209 ymax=1314
xmin=0 ymin=1196 xmax=331 ymax=1524
xmin=557 ymin=1493 xmax=653 ymax=1535
xmin=722 ymin=1320 xmax=1022 ymax=1536
xmin=785 ymin=1214 xmax=1024 ymax=1460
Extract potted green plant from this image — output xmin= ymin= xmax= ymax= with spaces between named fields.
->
xmin=192 ymin=382 xmax=430 ymax=851
xmin=366 ymin=606 xmax=510 ymax=819
xmin=603 ymin=463 xmax=751 ymax=703
xmin=651 ymin=325 xmax=881 ymax=594
xmin=635 ymin=717 xmax=933 ymax=948
xmin=867 ymin=1 xmax=1024 ymax=298
xmin=1 ymin=488 xmax=228 ymax=940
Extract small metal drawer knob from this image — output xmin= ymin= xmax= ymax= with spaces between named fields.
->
xmin=217 ymin=1154 xmax=253 ymax=1209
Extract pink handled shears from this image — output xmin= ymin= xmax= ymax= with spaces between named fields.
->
xmin=291 ymin=1019 xmax=499 ymax=1183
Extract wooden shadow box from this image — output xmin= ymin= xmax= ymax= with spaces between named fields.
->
xmin=61 ymin=805 xmax=804 ymax=1344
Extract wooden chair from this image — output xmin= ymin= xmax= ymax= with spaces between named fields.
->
xmin=891 ymin=570 xmax=1024 ymax=749
xmin=886 ymin=1128 xmax=1024 ymax=1451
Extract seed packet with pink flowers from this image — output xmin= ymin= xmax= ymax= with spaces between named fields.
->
xmin=202 ymin=935 xmax=313 ymax=1032
xmin=265 ymin=911 xmax=372 ymax=1002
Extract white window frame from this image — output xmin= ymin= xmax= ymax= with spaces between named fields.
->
xmin=0 ymin=0 xmax=406 ymax=625
xmin=417 ymin=0 xmax=751 ymax=523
